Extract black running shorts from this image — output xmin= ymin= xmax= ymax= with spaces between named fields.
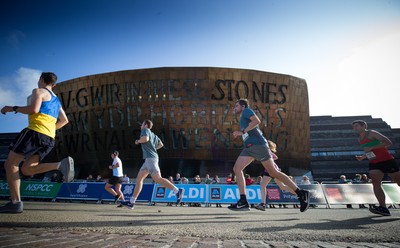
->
xmin=9 ymin=128 xmax=55 ymax=161
xmin=108 ymin=176 xmax=123 ymax=185
xmin=369 ymin=159 xmax=399 ymax=174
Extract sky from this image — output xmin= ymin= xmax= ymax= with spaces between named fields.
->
xmin=0 ymin=0 xmax=399 ymax=133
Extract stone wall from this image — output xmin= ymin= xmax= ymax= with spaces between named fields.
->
xmin=53 ymin=67 xmax=310 ymax=178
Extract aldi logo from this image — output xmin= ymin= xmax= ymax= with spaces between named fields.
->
xmin=155 ymin=186 xmax=166 ymax=198
xmin=210 ymin=187 xmax=221 ymax=200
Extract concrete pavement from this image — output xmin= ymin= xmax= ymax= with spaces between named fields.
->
xmin=0 ymin=200 xmax=400 ymax=247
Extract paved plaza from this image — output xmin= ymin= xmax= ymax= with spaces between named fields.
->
xmin=0 ymin=200 xmax=400 ymax=247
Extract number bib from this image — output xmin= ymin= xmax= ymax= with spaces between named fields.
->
xmin=242 ymin=132 xmax=249 ymax=142
xmin=366 ymin=151 xmax=376 ymax=160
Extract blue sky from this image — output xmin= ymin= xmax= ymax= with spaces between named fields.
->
xmin=1 ymin=0 xmax=399 ymax=132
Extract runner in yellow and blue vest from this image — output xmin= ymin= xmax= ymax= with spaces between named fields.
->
xmin=0 ymin=72 xmax=74 ymax=214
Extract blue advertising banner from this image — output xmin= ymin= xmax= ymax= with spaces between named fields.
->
xmin=56 ymin=182 xmax=105 ymax=200
xmin=151 ymin=184 xmax=207 ymax=203
xmin=99 ymin=183 xmax=154 ymax=202
xmin=56 ymin=182 xmax=155 ymax=202
xmin=208 ymin=184 xmax=261 ymax=204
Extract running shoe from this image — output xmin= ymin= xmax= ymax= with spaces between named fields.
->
xmin=114 ymin=194 xmax=121 ymax=204
xmin=176 ymin=188 xmax=184 ymax=204
xmin=254 ymin=203 xmax=266 ymax=211
xmin=0 ymin=201 xmax=23 ymax=214
xmin=298 ymin=189 xmax=310 ymax=212
xmin=228 ymin=200 xmax=250 ymax=211
xmin=59 ymin=156 xmax=75 ymax=182
xmin=369 ymin=206 xmax=391 ymax=216
xmin=120 ymin=201 xmax=135 ymax=210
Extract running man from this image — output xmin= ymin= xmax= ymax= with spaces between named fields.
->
xmin=104 ymin=150 xmax=125 ymax=204
xmin=121 ymin=119 xmax=183 ymax=209
xmin=352 ymin=120 xmax=400 ymax=216
xmin=229 ymin=99 xmax=309 ymax=212
xmin=0 ymin=72 xmax=74 ymax=213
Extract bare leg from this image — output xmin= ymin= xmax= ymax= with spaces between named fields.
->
xmin=21 ymin=155 xmax=60 ymax=176
xmin=275 ymin=179 xmax=296 ymax=195
xmin=105 ymin=183 xmax=117 ymax=196
xmin=132 ymin=169 xmax=149 ymax=199
xmin=370 ymin=169 xmax=386 ymax=207
xmin=261 ymin=159 xmax=299 ymax=192
xmin=388 ymin=171 xmax=400 ymax=187
xmin=152 ymin=172 xmax=176 ymax=191
xmin=4 ymin=151 xmax=24 ymax=202
xmin=115 ymin=183 xmax=124 ymax=201
xmin=232 ymin=156 xmax=254 ymax=194
xmin=260 ymin=176 xmax=271 ymax=205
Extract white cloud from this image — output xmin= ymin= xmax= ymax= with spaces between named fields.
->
xmin=0 ymin=67 xmax=41 ymax=107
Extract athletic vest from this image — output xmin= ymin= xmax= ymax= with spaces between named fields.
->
xmin=359 ymin=131 xmax=394 ymax=164
xmin=28 ymin=88 xmax=61 ymax=138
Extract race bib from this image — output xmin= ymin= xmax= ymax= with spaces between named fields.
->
xmin=242 ymin=132 xmax=249 ymax=142
xmin=366 ymin=151 xmax=376 ymax=160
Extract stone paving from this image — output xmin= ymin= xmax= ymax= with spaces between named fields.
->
xmin=1 ymin=201 xmax=400 ymax=248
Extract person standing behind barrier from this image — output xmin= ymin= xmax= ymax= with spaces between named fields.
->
xmin=121 ymin=120 xmax=184 ymax=209
xmin=104 ymin=151 xmax=125 ymax=204
xmin=352 ymin=120 xmax=400 ymax=216
xmin=254 ymin=140 xmax=297 ymax=211
xmin=0 ymin=72 xmax=74 ymax=214
xmin=229 ymin=99 xmax=310 ymax=212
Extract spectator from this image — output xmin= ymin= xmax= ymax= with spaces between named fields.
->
xmin=301 ymin=176 xmax=311 ymax=185
xmin=226 ymin=173 xmax=233 ymax=184
xmin=361 ymin=174 xmax=371 ymax=183
xmin=245 ymin=174 xmax=255 ymax=186
xmin=122 ymin=174 xmax=130 ymax=183
xmin=256 ymin=176 xmax=262 ymax=184
xmin=338 ymin=175 xmax=353 ymax=208
xmin=96 ymin=175 xmax=104 ymax=182
xmin=181 ymin=177 xmax=189 ymax=184
xmin=204 ymin=174 xmax=212 ymax=184
xmin=231 ymin=175 xmax=237 ymax=184
xmin=352 ymin=174 xmax=362 ymax=184
xmin=194 ymin=175 xmax=202 ymax=184
xmin=86 ymin=174 xmax=94 ymax=181
xmin=212 ymin=175 xmax=220 ymax=184
xmin=174 ymin=173 xmax=181 ymax=184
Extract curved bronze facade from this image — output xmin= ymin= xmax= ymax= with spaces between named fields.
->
xmin=53 ymin=67 xmax=310 ymax=178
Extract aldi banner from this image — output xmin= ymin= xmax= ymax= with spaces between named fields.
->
xmin=151 ymin=184 xmax=207 ymax=203
xmin=208 ymin=184 xmax=261 ymax=204
xmin=147 ymin=183 xmax=330 ymax=205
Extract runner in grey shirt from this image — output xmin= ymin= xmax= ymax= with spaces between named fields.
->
xmin=121 ymin=119 xmax=184 ymax=209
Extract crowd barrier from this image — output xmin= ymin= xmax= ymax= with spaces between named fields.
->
xmin=0 ymin=180 xmax=399 ymax=207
